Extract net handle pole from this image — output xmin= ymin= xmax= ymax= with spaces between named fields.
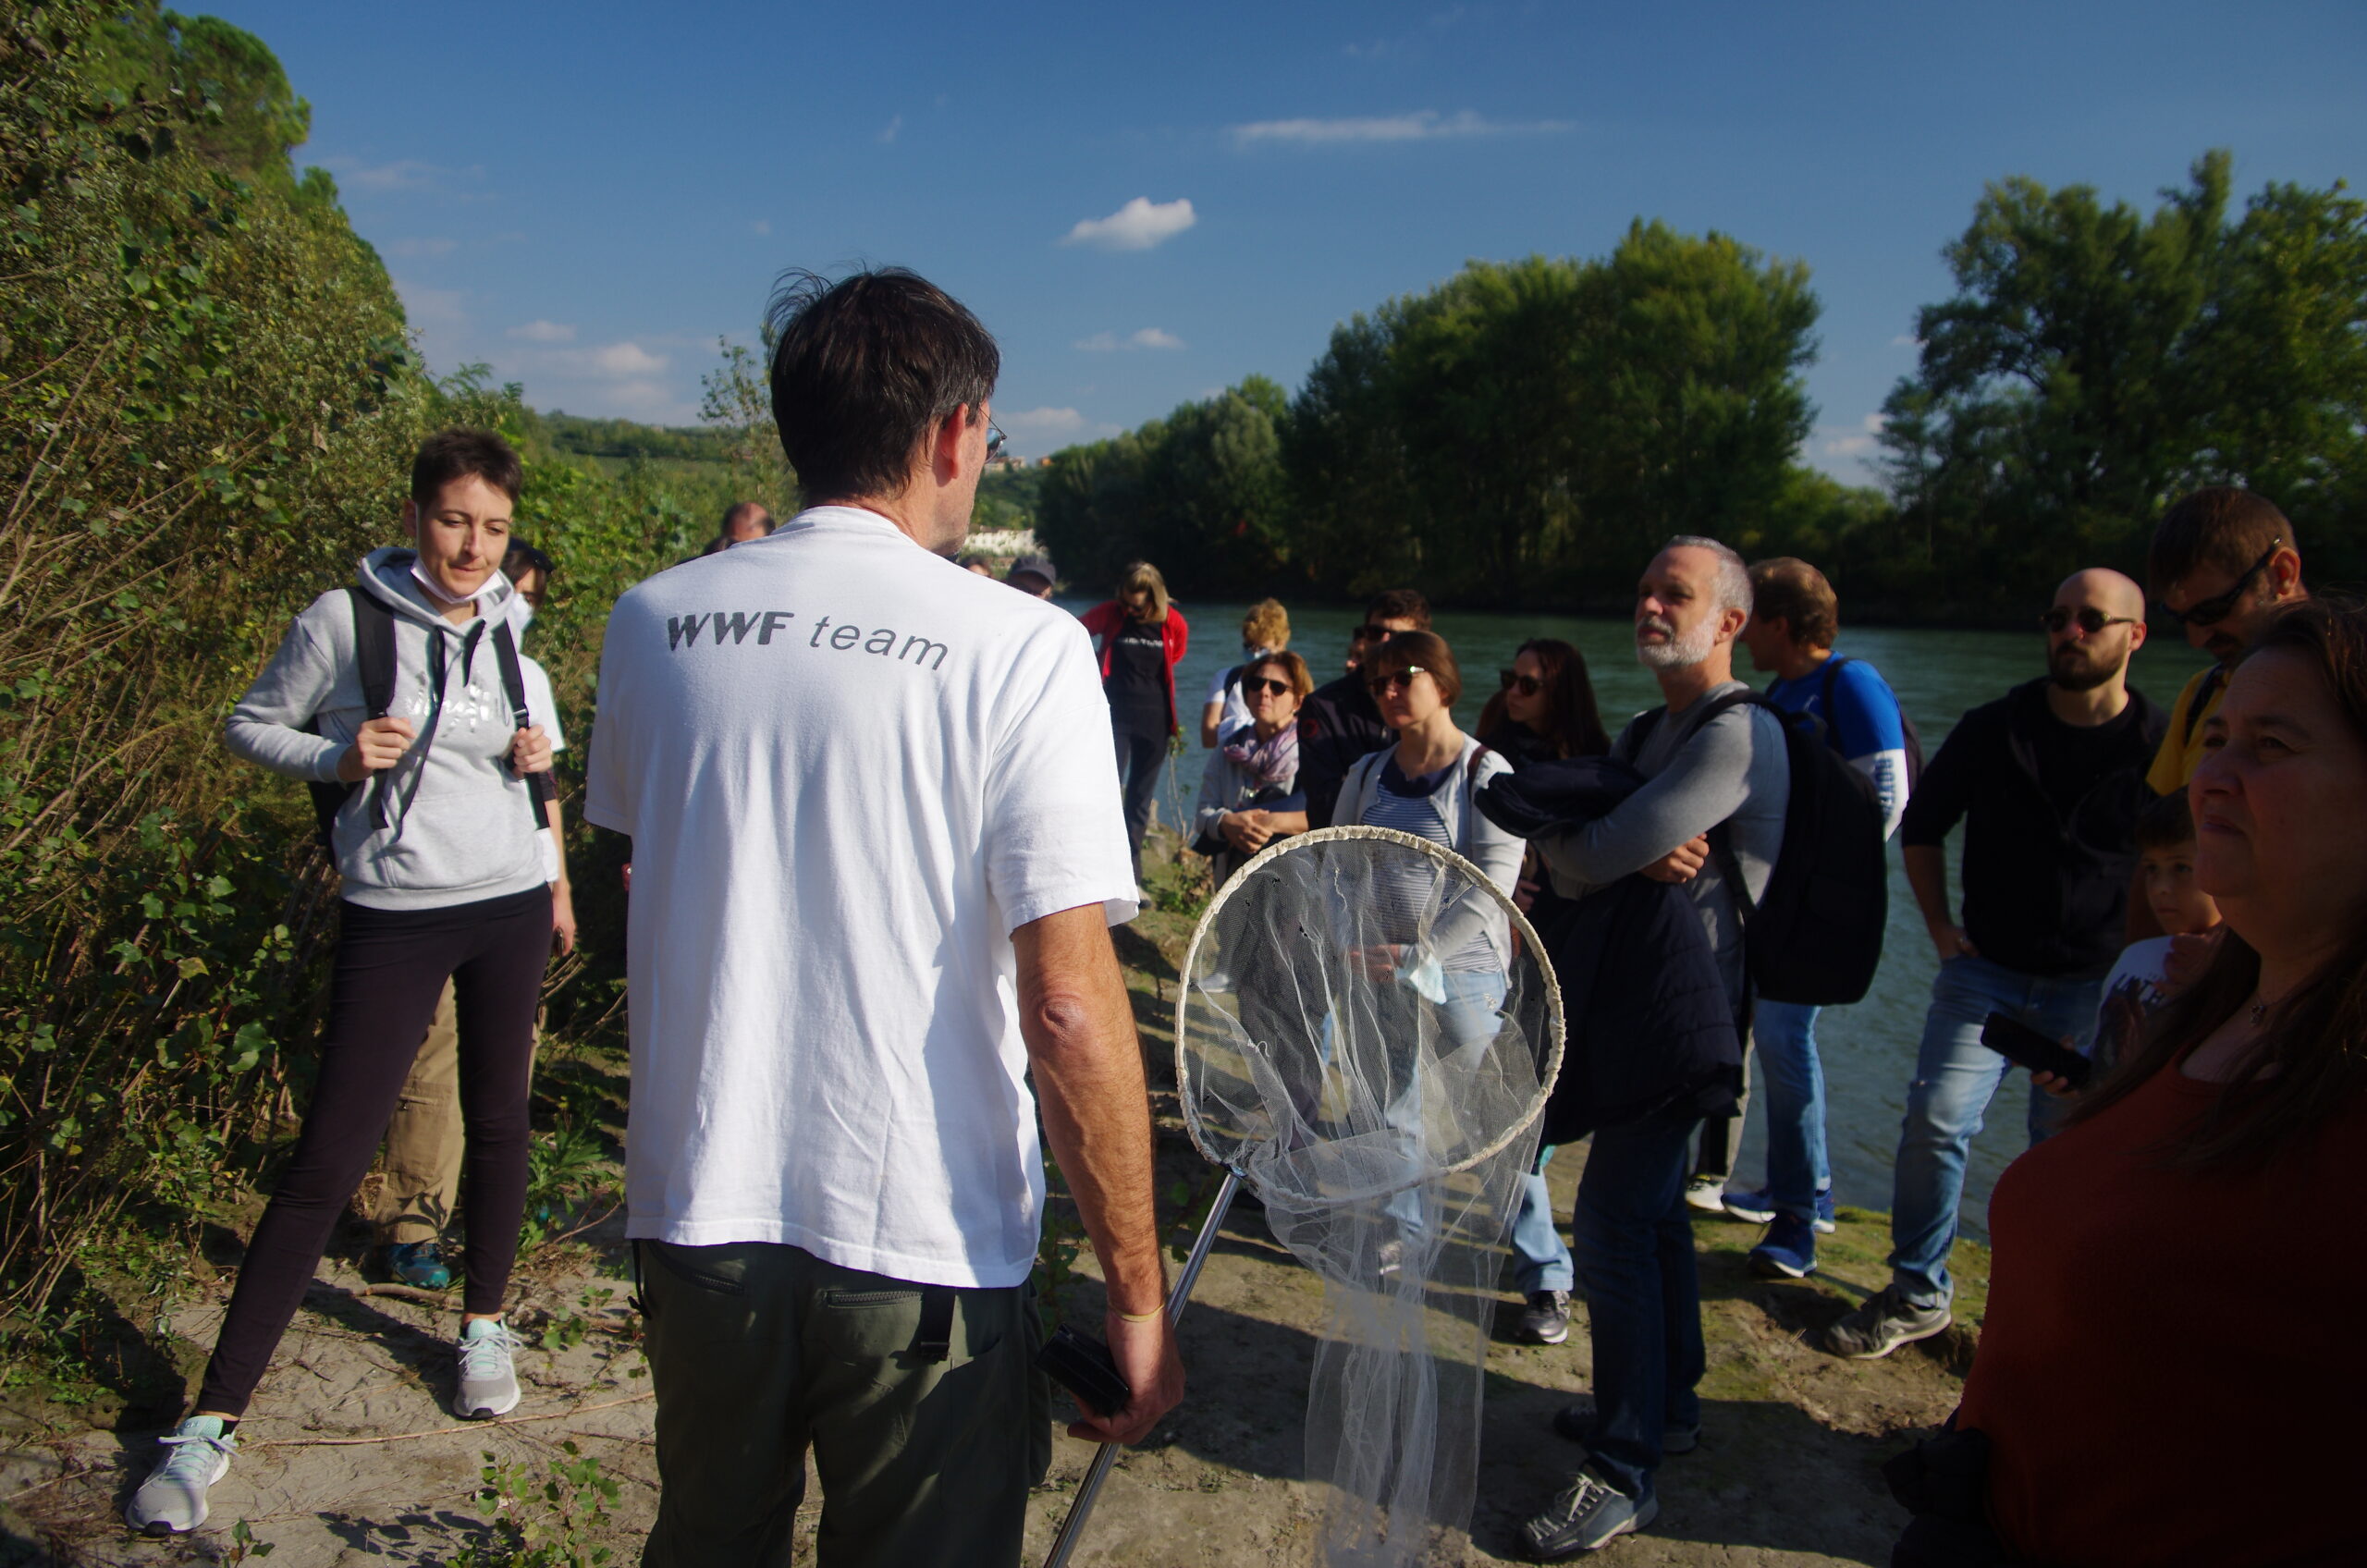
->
xmin=1042 ymin=1167 xmax=1243 ymax=1568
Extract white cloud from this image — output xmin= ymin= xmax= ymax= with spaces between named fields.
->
xmin=323 ymin=156 xmax=472 ymax=192
xmin=392 ymin=277 xmax=466 ymax=333
xmin=506 ymin=320 xmax=577 ymax=343
xmin=1231 ymin=109 xmax=1572 ymax=147
xmin=878 ymin=115 xmax=902 ymax=145
xmin=387 ymin=236 xmax=456 ymax=258
xmin=583 ymin=341 xmax=667 ymax=377
xmin=1060 ymin=197 xmax=1196 ymax=252
xmin=999 ymin=406 xmax=1122 ymax=446
xmin=1820 ymin=412 xmax=1887 ymax=459
xmin=1890 ymin=334 xmax=1921 ymax=349
xmin=1074 ymin=327 xmax=1186 ymax=352
xmin=752 ymin=219 xmax=771 ymax=236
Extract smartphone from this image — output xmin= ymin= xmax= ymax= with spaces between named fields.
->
xmin=1981 ymin=1011 xmax=2094 ymax=1089
xmin=1035 ymin=1324 xmax=1132 ymax=1418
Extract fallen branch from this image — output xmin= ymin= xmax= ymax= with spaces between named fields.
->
xmin=240 ymin=1390 xmax=653 ymax=1449
xmin=352 ymin=1282 xmax=455 ymax=1306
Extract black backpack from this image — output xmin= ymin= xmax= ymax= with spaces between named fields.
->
xmin=1640 ymin=689 xmax=1889 ymax=1008
xmin=303 ymin=588 xmax=550 ymax=848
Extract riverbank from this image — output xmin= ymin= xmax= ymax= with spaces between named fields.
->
xmin=0 ymin=834 xmax=1988 ymax=1565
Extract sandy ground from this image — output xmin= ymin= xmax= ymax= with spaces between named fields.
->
xmin=0 ymin=864 xmax=1991 ymax=1566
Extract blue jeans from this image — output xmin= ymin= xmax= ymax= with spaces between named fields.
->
xmin=1510 ymin=1146 xmax=1574 ymax=1294
xmin=1110 ymin=720 xmax=1167 ymax=878
xmin=1887 ymin=954 xmax=2103 ymax=1308
xmin=1752 ymin=999 xmax=1830 ymax=1223
xmin=1570 ymin=1109 xmax=1704 ymax=1503
xmin=1381 ymin=970 xmax=1509 ymax=1228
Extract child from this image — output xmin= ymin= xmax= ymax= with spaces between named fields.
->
xmin=2090 ymin=792 xmax=2222 ymax=1070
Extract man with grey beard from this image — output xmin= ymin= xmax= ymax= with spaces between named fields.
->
xmin=1824 ymin=569 xmax=2165 ymax=1364
xmin=1516 ymin=536 xmax=1789 ymax=1558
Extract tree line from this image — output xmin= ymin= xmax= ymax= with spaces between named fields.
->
xmin=1036 ymin=156 xmax=2366 ymax=618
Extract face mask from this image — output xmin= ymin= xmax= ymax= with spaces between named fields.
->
xmin=411 ymin=557 xmax=501 ymax=608
xmin=509 ymin=595 xmax=536 ymax=637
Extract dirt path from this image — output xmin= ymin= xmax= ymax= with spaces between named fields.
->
xmin=3 ymin=855 xmax=1989 ymax=1565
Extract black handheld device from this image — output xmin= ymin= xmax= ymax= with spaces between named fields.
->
xmin=1980 ymin=1011 xmax=2094 ymax=1089
xmin=1035 ymin=1324 xmax=1132 ymax=1418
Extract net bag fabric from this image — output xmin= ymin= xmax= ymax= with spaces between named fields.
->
xmin=1176 ymin=827 xmax=1563 ymax=1566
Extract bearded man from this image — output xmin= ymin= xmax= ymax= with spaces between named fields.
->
xmin=1824 ymin=569 xmax=2166 ymax=1363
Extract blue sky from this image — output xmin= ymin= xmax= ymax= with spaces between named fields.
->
xmin=215 ymin=1 xmax=2367 ymax=484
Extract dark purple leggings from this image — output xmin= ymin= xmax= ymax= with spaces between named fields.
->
xmin=196 ymin=886 xmax=551 ymax=1416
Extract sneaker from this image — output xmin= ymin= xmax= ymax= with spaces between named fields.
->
xmin=1748 ymin=1215 xmax=1817 ymax=1280
xmin=1376 ymin=1238 xmax=1404 ymax=1277
xmin=1722 ymin=1187 xmax=1838 ymax=1232
xmin=1680 ymin=1175 xmax=1724 ymax=1213
xmin=1822 ymin=1284 xmax=1952 ymax=1360
xmin=1521 ymin=1470 xmax=1658 ymax=1559
xmin=386 ymin=1239 xmax=454 ymax=1290
xmin=125 ymin=1416 xmax=236 ymax=1536
xmin=1515 ymin=1290 xmax=1571 ymax=1345
xmin=1550 ymin=1398 xmax=1699 ymax=1457
xmin=453 ymin=1318 xmax=521 ymax=1419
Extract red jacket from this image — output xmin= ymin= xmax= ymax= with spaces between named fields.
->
xmin=1078 ymin=601 xmax=1190 ymax=736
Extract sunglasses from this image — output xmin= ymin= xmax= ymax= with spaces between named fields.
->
xmin=1242 ymin=676 xmax=1294 ymax=696
xmin=1367 ymin=666 xmax=1429 ymax=696
xmin=1499 ymin=669 xmax=1542 ymax=696
xmin=1348 ymin=623 xmax=1395 ymax=643
xmin=2160 ymin=541 xmax=2279 ymax=630
xmin=985 ymin=423 xmax=1007 ymax=460
xmin=2041 ymin=606 xmax=2141 ymax=637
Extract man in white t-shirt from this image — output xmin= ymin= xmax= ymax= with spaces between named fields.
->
xmin=586 ymin=267 xmax=1182 ymax=1568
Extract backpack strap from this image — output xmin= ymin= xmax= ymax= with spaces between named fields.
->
xmin=490 ymin=618 xmax=557 ymax=822
xmin=348 ymin=588 xmax=399 ymax=831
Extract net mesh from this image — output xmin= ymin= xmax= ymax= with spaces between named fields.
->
xmin=1176 ymin=827 xmax=1563 ymax=1566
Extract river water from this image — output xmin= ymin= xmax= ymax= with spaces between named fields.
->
xmin=1061 ymin=595 xmax=2209 ymax=1234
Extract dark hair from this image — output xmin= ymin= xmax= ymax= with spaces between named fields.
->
xmin=717 ymin=500 xmax=773 ymax=538
xmin=1476 ymin=638 xmax=1612 ymax=759
xmin=2134 ymin=790 xmax=2196 ymax=853
xmin=766 ymin=267 xmax=1000 ymax=502
xmin=411 ymin=428 xmax=521 ymax=508
xmin=502 ymin=542 xmax=555 ymax=578
xmin=1242 ymin=650 xmax=1315 ymax=702
xmin=2071 ymin=597 xmax=2367 ymax=1169
xmin=1749 ymin=557 xmax=1839 ymax=650
xmin=1366 ymin=630 xmax=1461 ymax=706
xmin=2148 ymin=487 xmax=2298 ymax=597
xmin=1364 ymin=588 xmax=1431 ymax=631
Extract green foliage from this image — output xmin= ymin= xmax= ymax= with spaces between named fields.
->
xmin=697 ymin=336 xmax=797 ymax=518
xmin=455 ymin=1444 xmax=620 ymax=1568
xmin=1881 ymin=151 xmax=2367 ymax=608
xmin=515 ymin=407 xmax=734 ymax=467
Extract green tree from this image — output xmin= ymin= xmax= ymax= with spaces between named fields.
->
xmin=88 ymin=2 xmax=331 ymax=205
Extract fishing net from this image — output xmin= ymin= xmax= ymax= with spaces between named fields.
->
xmin=1176 ymin=826 xmax=1563 ymax=1567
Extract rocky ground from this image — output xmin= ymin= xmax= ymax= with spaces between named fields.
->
xmin=0 ymin=842 xmax=1991 ymax=1566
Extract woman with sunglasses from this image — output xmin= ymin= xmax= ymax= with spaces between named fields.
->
xmin=1190 ymin=651 xmax=1313 ymax=888
xmin=1078 ymin=560 xmax=1189 ymax=878
xmin=1471 ymin=639 xmax=1612 ymax=1344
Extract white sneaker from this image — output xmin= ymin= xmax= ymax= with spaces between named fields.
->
xmin=126 ymin=1416 xmax=236 ymax=1536
xmin=453 ymin=1317 xmax=521 ymax=1418
xmin=1682 ymin=1175 xmax=1725 ymax=1213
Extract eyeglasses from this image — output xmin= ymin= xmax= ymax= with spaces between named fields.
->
xmin=1499 ymin=669 xmax=1542 ymax=696
xmin=1367 ymin=667 xmax=1429 ymax=696
xmin=1349 ymin=623 xmax=1395 ymax=643
xmin=2161 ymin=541 xmax=2279 ymax=630
xmin=2041 ymin=606 xmax=2142 ymax=637
xmin=985 ymin=423 xmax=1007 ymax=460
xmin=1243 ymin=677 xmax=1294 ymax=696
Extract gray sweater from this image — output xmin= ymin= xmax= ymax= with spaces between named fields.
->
xmin=1534 ymin=680 xmax=1789 ymax=1009
xmin=225 ymin=548 xmax=548 ymax=911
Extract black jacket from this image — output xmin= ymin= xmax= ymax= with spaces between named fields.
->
xmin=1295 ymin=671 xmax=1392 ymax=829
xmin=1478 ymin=756 xmax=1742 ymax=1144
xmin=1900 ymin=679 xmax=2166 ymax=978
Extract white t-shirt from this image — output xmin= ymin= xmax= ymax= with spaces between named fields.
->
xmin=2090 ymin=936 xmax=2176 ymax=1070
xmin=517 ymin=653 xmax=566 ymax=882
xmin=584 ymin=506 xmax=1138 ymax=1289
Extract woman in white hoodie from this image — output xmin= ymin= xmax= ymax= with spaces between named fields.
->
xmin=129 ymin=429 xmax=558 ymax=1537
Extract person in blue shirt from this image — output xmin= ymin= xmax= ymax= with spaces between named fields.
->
xmin=1717 ymin=557 xmax=1915 ymax=1279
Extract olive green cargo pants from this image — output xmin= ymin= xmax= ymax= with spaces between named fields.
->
xmin=636 ymin=1239 xmax=1050 ymax=1568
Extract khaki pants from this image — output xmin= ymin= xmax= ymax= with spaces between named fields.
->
xmin=636 ymin=1240 xmax=1050 ymax=1568
xmin=373 ymin=981 xmax=462 ymax=1244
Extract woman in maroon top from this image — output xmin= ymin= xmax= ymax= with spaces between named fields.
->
xmin=1907 ymin=599 xmax=2367 ymax=1567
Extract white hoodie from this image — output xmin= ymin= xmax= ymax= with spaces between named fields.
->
xmin=225 ymin=547 xmax=548 ymax=911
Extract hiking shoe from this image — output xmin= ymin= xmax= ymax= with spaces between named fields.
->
xmin=1822 ymin=1285 xmax=1952 ymax=1360
xmin=1521 ymin=1471 xmax=1658 ymax=1559
xmin=1376 ymin=1238 xmax=1404 ymax=1277
xmin=125 ymin=1416 xmax=236 ymax=1536
xmin=1681 ymin=1175 xmax=1725 ymax=1213
xmin=1748 ymin=1215 xmax=1817 ymax=1280
xmin=453 ymin=1318 xmax=521 ymax=1418
xmin=1722 ymin=1187 xmax=1838 ymax=1232
xmin=386 ymin=1239 xmax=454 ymax=1290
xmin=1550 ymin=1398 xmax=1699 ymax=1457
xmin=1516 ymin=1290 xmax=1572 ymax=1345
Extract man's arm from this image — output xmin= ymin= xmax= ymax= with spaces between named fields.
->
xmin=1533 ymin=709 xmax=1755 ymax=891
xmin=1905 ymin=843 xmax=1976 ymax=962
xmin=1014 ymin=904 xmax=1184 ymax=1446
xmin=1899 ymin=717 xmax=1977 ymax=962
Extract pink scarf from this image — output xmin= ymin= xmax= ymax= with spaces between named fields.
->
xmin=1221 ymin=724 xmax=1298 ymax=789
